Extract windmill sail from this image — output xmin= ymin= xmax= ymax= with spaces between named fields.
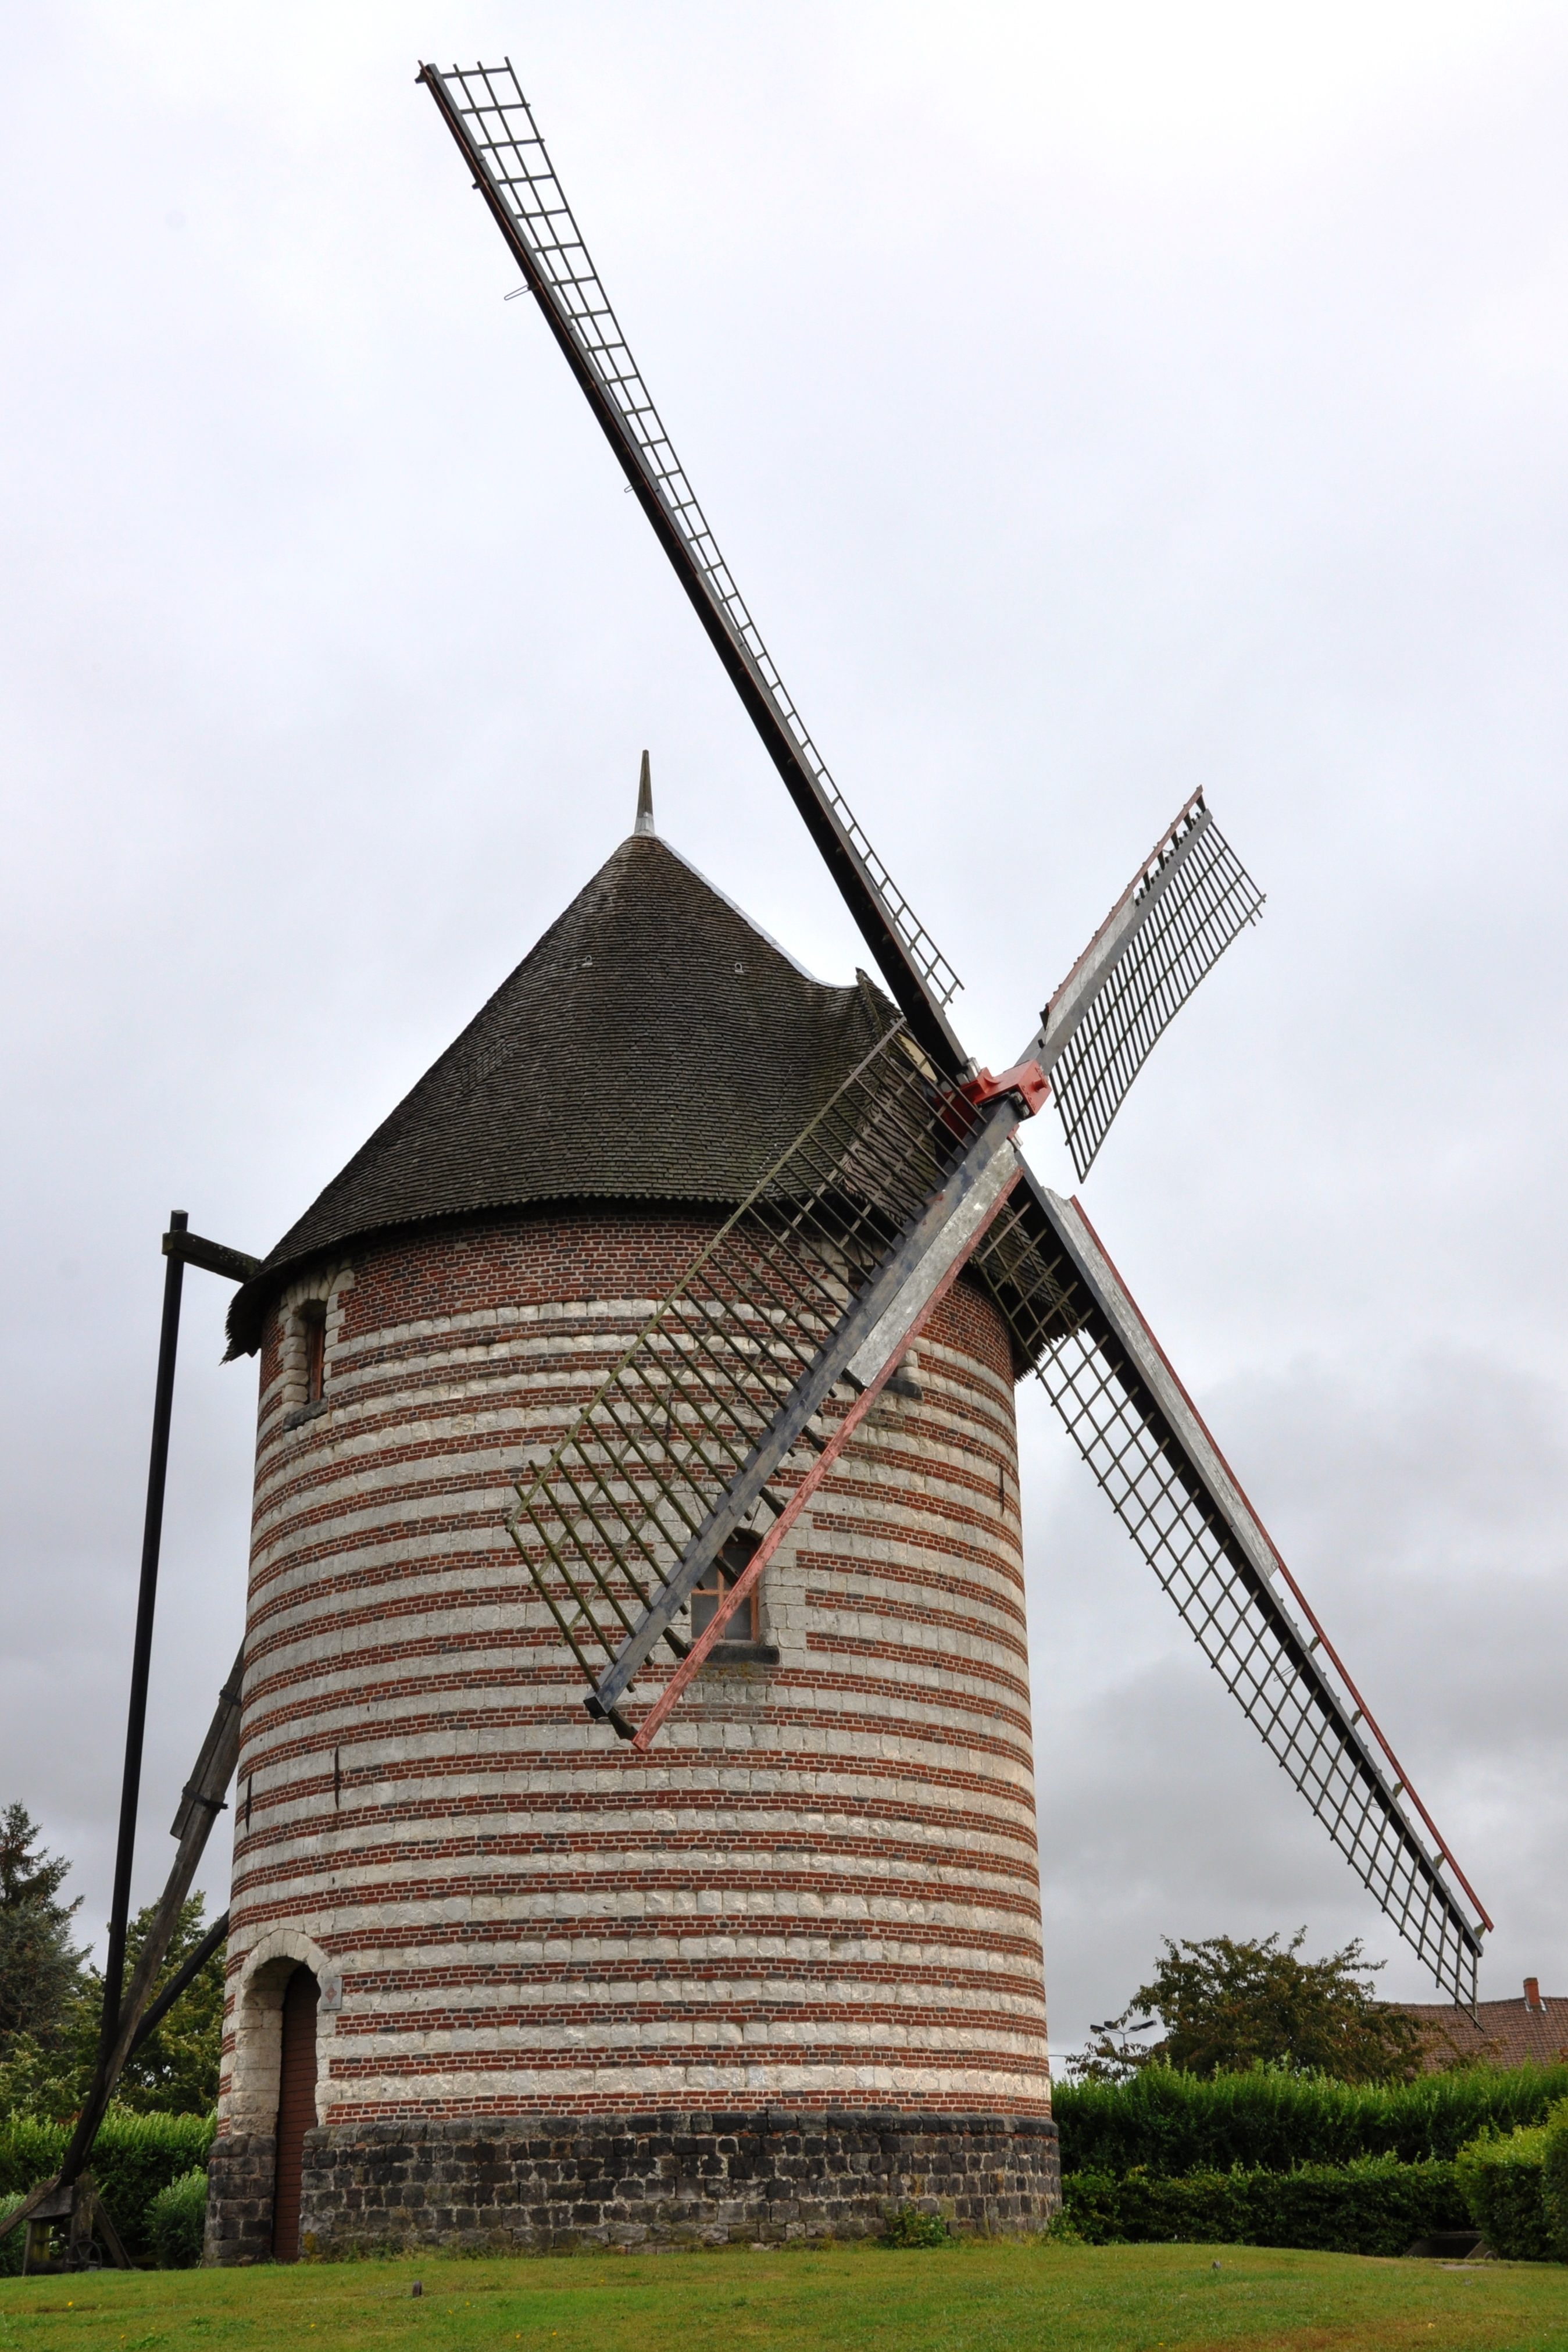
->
xmin=419 ymin=63 xmax=1481 ymax=2007
xmin=972 ymin=1173 xmax=1488 ymax=2008
xmin=419 ymin=59 xmax=967 ymax=1076
xmin=1030 ymin=793 xmax=1265 ymax=1179
xmin=505 ymin=1024 xmax=1034 ymax=1737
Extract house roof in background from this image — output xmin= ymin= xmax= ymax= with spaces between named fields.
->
xmin=1397 ymin=1987 xmax=1568 ymax=2071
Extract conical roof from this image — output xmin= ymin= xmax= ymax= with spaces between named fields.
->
xmin=226 ymin=830 xmax=896 ymax=1355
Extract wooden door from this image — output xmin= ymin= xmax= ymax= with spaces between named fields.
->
xmin=270 ymin=1966 xmax=319 ymax=2261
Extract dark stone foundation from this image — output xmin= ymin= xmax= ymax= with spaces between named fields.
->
xmin=204 ymin=2132 xmax=276 ymax=2265
xmin=205 ymin=2110 xmax=1060 ymax=2259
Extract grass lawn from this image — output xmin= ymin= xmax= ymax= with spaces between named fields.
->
xmin=2 ymin=2242 xmax=1567 ymax=2352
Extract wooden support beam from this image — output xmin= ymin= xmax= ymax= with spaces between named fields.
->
xmin=2 ymin=2176 xmax=69 ymax=2254
xmin=48 ymin=1641 xmax=245 ymax=2197
xmin=14 ymin=2175 xmax=130 ymax=2273
xmin=126 ymin=1908 xmax=230 ymax=2057
xmin=161 ymin=1228 xmax=260 ymax=1284
xmin=630 ymin=1158 xmax=1023 ymax=1751
xmin=589 ymin=1095 xmax=1024 ymax=1719
xmin=81 ymin=2179 xmax=130 ymax=2271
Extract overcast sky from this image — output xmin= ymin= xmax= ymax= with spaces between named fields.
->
xmin=3 ymin=0 xmax=1566 ymax=2065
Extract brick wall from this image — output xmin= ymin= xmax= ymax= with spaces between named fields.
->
xmin=211 ymin=1204 xmax=1052 ymax=2249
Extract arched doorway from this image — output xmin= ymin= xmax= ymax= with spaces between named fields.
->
xmin=270 ymin=1966 xmax=319 ymax=2261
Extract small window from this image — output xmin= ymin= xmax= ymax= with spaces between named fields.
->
xmin=692 ymin=1532 xmax=763 ymax=1644
xmin=692 ymin=1562 xmax=758 ymax=1644
xmin=301 ymin=1305 xmax=326 ymax=1404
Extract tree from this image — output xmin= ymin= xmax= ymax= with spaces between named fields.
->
xmin=0 ymin=1803 xmax=87 ymax=2051
xmin=60 ymin=1893 xmax=226 ymax=2116
xmin=110 ymin=1891 xmax=225 ymax=2114
xmin=1068 ymin=1930 xmax=1433 ymax=2085
xmin=0 ymin=1803 xmax=224 ymax=2122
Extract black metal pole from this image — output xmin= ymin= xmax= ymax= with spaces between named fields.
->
xmin=97 ymin=1212 xmax=187 ymax=2063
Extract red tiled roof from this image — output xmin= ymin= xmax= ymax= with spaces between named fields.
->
xmin=1397 ymin=1993 xmax=1568 ymax=2072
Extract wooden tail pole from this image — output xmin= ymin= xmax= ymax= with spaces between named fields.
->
xmin=0 ymin=1652 xmax=244 ymax=2247
xmin=51 ymin=1641 xmax=245 ymax=2195
xmin=0 ymin=1646 xmax=243 ymax=2249
xmin=0 ymin=1216 xmax=259 ymax=2253
xmin=0 ymin=1662 xmax=241 ymax=2250
xmin=97 ymin=1213 xmax=189 ymax=2080
xmin=126 ymin=1907 xmax=230 ymax=2060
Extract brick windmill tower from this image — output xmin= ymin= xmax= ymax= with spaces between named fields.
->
xmin=206 ymin=780 xmax=1055 ymax=2258
xmin=192 ymin=60 xmax=1486 ymax=2264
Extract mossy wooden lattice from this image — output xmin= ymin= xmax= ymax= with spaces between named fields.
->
xmin=506 ymin=1021 xmax=1005 ymax=1730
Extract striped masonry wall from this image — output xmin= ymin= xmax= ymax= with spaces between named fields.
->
xmin=208 ymin=1205 xmax=1053 ymax=2247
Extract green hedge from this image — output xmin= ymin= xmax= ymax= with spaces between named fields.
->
xmin=148 ymin=2169 xmax=209 ymax=2269
xmin=1053 ymin=2063 xmax=1568 ymax=2178
xmin=1544 ymin=2106 xmax=1568 ymax=2263
xmin=1063 ymin=2156 xmax=1467 ymax=2254
xmin=0 ymin=2110 xmax=215 ymax=2270
xmin=1455 ymin=2122 xmax=1556 ymax=2262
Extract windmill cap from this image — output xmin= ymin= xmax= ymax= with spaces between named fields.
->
xmin=224 ymin=828 xmax=898 ymax=1358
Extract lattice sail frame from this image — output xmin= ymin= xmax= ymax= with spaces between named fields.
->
xmin=971 ymin=1178 xmax=1487 ymax=2008
xmin=503 ymin=1013 xmax=1485 ymax=1994
xmin=417 ymin=60 xmax=1481 ymax=2000
xmin=506 ymin=1020 xmax=994 ymax=1721
xmin=1033 ymin=794 xmax=1265 ymax=1180
xmin=423 ymin=58 xmax=959 ymax=1016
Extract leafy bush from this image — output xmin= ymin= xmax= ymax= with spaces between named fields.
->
xmin=1540 ymin=2098 xmax=1568 ymax=2265
xmin=1039 ymin=2211 xmax=1085 ymax=2246
xmin=1063 ymin=2155 xmax=1466 ymax=2254
xmin=1455 ymin=2125 xmax=1552 ymax=2261
xmin=148 ymin=2168 xmax=208 ymax=2268
xmin=882 ymin=2205 xmax=952 ymax=2247
xmin=1052 ymin=2061 xmax=1568 ymax=2179
xmin=0 ymin=2108 xmax=215 ymax=2267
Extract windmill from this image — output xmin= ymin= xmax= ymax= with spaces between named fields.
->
xmin=416 ymin=58 xmax=1487 ymax=2014
xmin=0 ymin=54 xmax=1493 ymax=2272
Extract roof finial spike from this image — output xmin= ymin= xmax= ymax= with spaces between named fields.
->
xmin=634 ymin=750 xmax=655 ymax=836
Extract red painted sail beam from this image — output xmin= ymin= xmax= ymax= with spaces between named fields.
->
xmin=1070 ymin=1193 xmax=1492 ymax=1936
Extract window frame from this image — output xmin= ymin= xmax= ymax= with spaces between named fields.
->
xmin=691 ymin=1559 xmax=760 ymax=1645
xmin=301 ymin=1304 xmax=327 ymax=1405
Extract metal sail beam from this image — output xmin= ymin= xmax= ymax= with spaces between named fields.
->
xmin=418 ymin=58 xmax=969 ymax=1077
xmin=971 ymin=1171 xmax=1488 ymax=2007
xmin=590 ymin=1093 xmax=1026 ymax=1722
xmin=506 ymin=1025 xmax=1040 ymax=1736
xmin=1027 ymin=793 xmax=1265 ymax=1180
